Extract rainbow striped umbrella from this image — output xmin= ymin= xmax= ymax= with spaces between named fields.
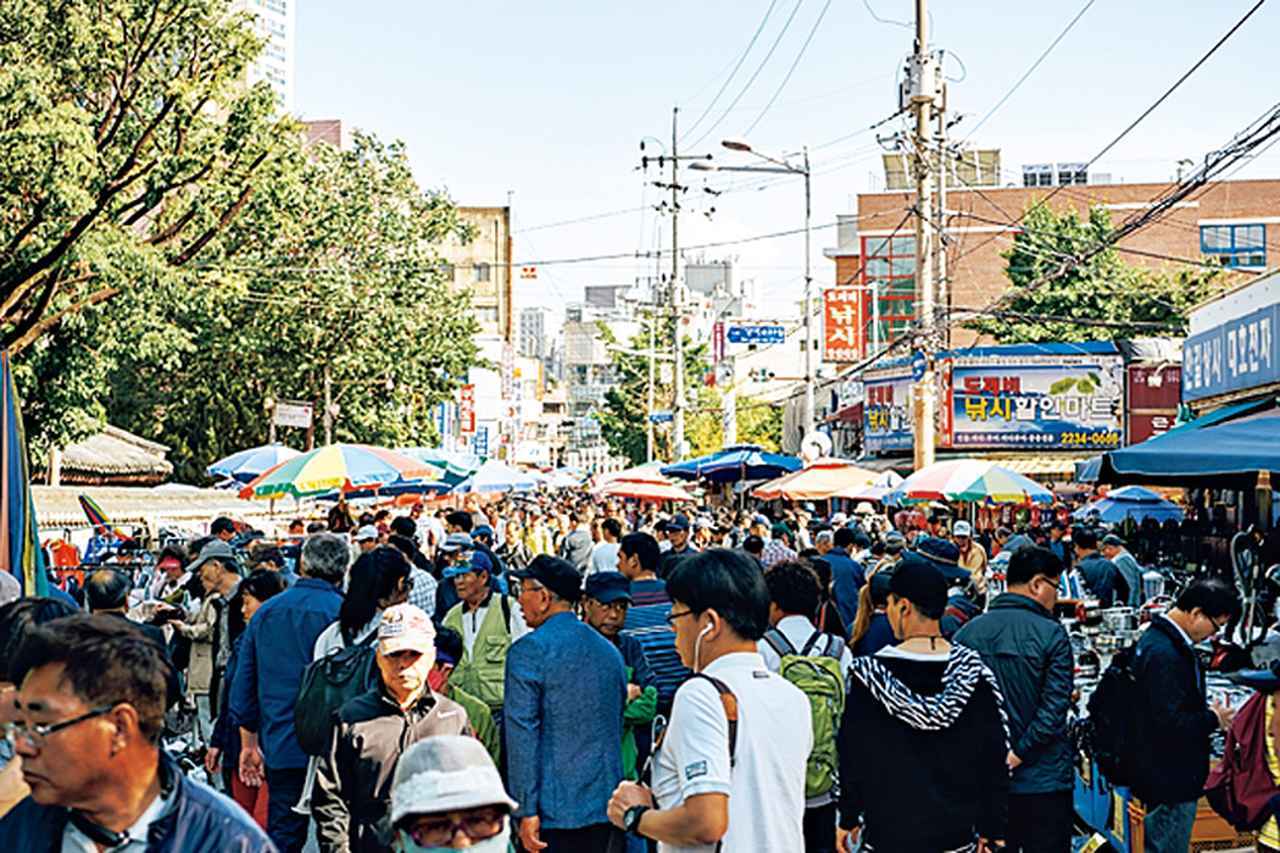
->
xmin=1 ymin=352 xmax=48 ymax=596
xmin=887 ymin=459 xmax=1054 ymax=505
xmin=207 ymin=444 xmax=302 ymax=484
xmin=238 ymin=443 xmax=442 ymax=500
xmin=78 ymin=494 xmax=133 ymax=541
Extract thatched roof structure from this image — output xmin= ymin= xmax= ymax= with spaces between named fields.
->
xmin=36 ymin=426 xmax=174 ymax=486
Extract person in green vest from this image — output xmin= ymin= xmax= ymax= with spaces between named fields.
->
xmin=441 ymin=551 xmax=529 ymax=735
xmin=431 ymin=625 xmax=501 ymax=766
xmin=581 ymin=572 xmax=657 ymax=781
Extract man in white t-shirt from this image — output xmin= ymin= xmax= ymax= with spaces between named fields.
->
xmin=608 ymin=548 xmax=810 ymax=852
xmin=588 ymin=518 xmax=623 ymax=575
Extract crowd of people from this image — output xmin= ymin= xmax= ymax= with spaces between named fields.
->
xmin=0 ymin=492 xmax=1256 ymax=852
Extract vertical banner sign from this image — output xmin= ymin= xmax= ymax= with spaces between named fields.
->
xmin=823 ymin=288 xmax=862 ymax=363
xmin=947 ymin=353 xmax=1124 ymax=449
xmin=1126 ymin=365 xmax=1182 ymax=445
xmin=501 ymin=343 xmax=516 ymax=402
xmin=472 ymin=426 xmax=490 ymax=458
xmin=862 ymin=365 xmax=913 ymax=452
xmin=458 ymin=385 xmax=476 ymax=434
xmin=712 ymin=321 xmax=725 ymax=364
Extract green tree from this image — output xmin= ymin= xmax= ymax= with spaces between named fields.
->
xmin=100 ymin=132 xmax=480 ymax=482
xmin=736 ymin=396 xmax=783 ymax=451
xmin=967 ymin=203 xmax=1226 ymax=343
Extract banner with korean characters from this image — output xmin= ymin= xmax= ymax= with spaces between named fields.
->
xmin=862 ymin=362 xmax=914 ymax=453
xmin=939 ymin=353 xmax=1124 ymax=450
xmin=1182 ymin=271 xmax=1280 ymax=404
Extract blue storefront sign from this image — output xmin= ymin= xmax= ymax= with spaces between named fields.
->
xmin=863 ymin=362 xmax=913 ymax=453
xmin=727 ymin=325 xmax=786 ymax=345
xmin=1183 ymin=301 xmax=1279 ymax=403
xmin=472 ymin=426 xmax=489 ymax=458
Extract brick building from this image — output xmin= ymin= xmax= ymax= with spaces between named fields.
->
xmin=825 ymin=178 xmax=1280 ymax=353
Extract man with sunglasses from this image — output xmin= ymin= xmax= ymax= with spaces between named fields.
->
xmin=0 ymin=614 xmax=273 ymax=851
xmin=955 ymin=546 xmax=1074 ymax=853
xmin=1131 ymin=578 xmax=1239 ymax=853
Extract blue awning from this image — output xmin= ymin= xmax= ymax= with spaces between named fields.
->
xmin=1091 ymin=397 xmax=1280 ymax=488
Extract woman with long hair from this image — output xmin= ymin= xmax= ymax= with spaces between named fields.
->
xmin=850 ymin=566 xmax=897 ymax=657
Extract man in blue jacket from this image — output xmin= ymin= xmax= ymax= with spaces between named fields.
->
xmin=230 ymin=532 xmax=346 ymax=852
xmin=0 ymin=614 xmax=274 ymax=851
xmin=956 ymin=546 xmax=1074 ymax=853
xmin=507 ymin=555 xmax=627 ymax=853
xmin=825 ymin=527 xmax=866 ymax=631
xmin=1072 ymin=527 xmax=1124 ymax=607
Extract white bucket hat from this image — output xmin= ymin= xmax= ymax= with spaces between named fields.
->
xmin=390 ymin=735 xmax=518 ymax=826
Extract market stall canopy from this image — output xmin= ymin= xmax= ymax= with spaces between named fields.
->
xmin=239 ymin=444 xmax=440 ymax=500
xmin=1071 ymin=485 xmax=1184 ymax=524
xmin=34 ymin=486 xmax=272 ymax=530
xmin=453 ymin=459 xmax=542 ymax=494
xmin=594 ymin=462 xmax=669 ymax=489
xmin=1087 ymin=397 xmax=1280 ymax=489
xmin=752 ymin=459 xmax=879 ymax=501
xmin=594 ymin=478 xmax=694 ymax=503
xmin=398 ymin=448 xmax=482 ymax=486
xmin=35 ymin=425 xmax=174 ymax=487
xmin=663 ymin=444 xmax=801 ymax=484
xmin=833 ymin=470 xmax=905 ymax=502
xmin=2 ymin=352 xmax=47 ymax=595
xmin=541 ymin=468 xmax=585 ymax=489
xmin=207 ymin=444 xmax=301 ymax=484
xmin=887 ymin=459 xmax=1054 ymax=505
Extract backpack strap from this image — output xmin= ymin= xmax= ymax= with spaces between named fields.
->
xmin=762 ymin=628 xmax=796 ymax=659
xmin=500 ymin=594 xmax=512 ymax=632
xmin=691 ymin=673 xmax=739 ymax=769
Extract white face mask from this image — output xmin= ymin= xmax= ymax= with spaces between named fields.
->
xmin=395 ymin=824 xmax=511 ymax=853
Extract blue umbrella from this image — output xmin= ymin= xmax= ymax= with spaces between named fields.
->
xmin=1 ymin=352 xmax=47 ymax=596
xmin=454 ymin=459 xmax=542 ymax=494
xmin=663 ymin=444 xmax=802 ymax=484
xmin=1072 ymin=485 xmax=1184 ymax=524
xmin=398 ymin=447 xmax=483 ymax=487
xmin=207 ymin=444 xmax=301 ymax=484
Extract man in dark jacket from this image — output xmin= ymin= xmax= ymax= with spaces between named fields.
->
xmin=826 ymin=527 xmax=866 ymax=630
xmin=312 ymin=603 xmax=471 ymax=853
xmin=1133 ymin=578 xmax=1238 ymax=853
xmin=0 ymin=614 xmax=273 ymax=851
xmin=837 ymin=554 xmax=1009 ymax=852
xmin=1072 ymin=526 xmax=1124 ymax=607
xmin=956 ymin=546 xmax=1074 ymax=853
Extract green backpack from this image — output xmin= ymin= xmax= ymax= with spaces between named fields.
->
xmin=763 ymin=628 xmax=847 ymax=799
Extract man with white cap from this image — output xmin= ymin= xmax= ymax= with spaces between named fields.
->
xmin=312 ymin=603 xmax=471 ymax=853
xmin=355 ymin=525 xmax=380 ymax=554
xmin=388 ymin=735 xmax=517 ymax=852
xmin=952 ymin=521 xmax=989 ymax=600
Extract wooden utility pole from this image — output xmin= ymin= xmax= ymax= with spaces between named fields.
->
xmin=911 ymin=0 xmax=939 ymax=471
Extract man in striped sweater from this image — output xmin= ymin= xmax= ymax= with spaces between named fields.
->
xmin=617 ymin=532 xmax=691 ymax=719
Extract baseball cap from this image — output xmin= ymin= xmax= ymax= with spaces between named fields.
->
xmin=390 ymin=735 xmax=517 ymax=825
xmin=377 ymin=603 xmax=436 ymax=656
xmin=952 ymin=520 xmax=972 ymax=537
xmin=584 ymin=571 xmax=632 ymax=605
xmin=473 ymin=524 xmax=495 ymax=540
xmin=917 ymin=536 xmax=960 ymax=564
xmin=510 ymin=555 xmax=583 ymax=602
xmin=751 ymin=513 xmax=771 ymax=527
xmin=439 ymin=532 xmax=475 ymax=553
xmin=890 ymin=553 xmax=948 ymax=618
xmin=770 ymin=522 xmax=792 ymax=540
xmin=355 ymin=525 xmax=379 ymax=542
xmin=1101 ymin=533 xmax=1125 ymax=548
xmin=883 ymin=531 xmax=906 ymax=553
xmin=444 ymin=550 xmax=493 ymax=579
xmin=829 ymin=512 xmax=849 ymax=527
xmin=667 ymin=514 xmax=691 ymax=532
xmin=186 ymin=540 xmax=238 ymax=575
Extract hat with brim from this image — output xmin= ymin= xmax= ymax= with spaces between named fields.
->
xmin=390 ymin=736 xmax=517 ymax=825
xmin=377 ymin=604 xmax=436 ymax=656
xmin=186 ymin=540 xmax=238 ymax=575
xmin=584 ymin=571 xmax=632 ymax=605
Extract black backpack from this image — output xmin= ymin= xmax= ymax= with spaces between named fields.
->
xmin=1085 ymin=643 xmax=1144 ymax=786
xmin=294 ymin=632 xmax=379 ymax=756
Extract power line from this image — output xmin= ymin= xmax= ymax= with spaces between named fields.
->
xmin=962 ymin=0 xmax=1099 ymax=141
xmin=679 ymin=0 xmax=781 ymax=143
xmin=513 ymin=207 xmax=646 ymax=234
xmin=686 ymin=0 xmax=807 ymax=151
xmin=741 ymin=0 xmax=835 ymax=137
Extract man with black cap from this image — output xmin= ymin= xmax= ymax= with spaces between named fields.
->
xmin=583 ymin=572 xmax=658 ymax=783
xmin=1102 ymin=533 xmax=1144 ymax=608
xmin=837 ymin=554 xmax=1009 ymax=852
xmin=1072 ymin=526 xmax=1125 ymax=607
xmin=507 ymin=556 xmax=627 ymax=852
xmin=657 ymin=514 xmax=697 ymax=579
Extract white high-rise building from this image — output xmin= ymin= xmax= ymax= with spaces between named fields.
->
xmin=234 ymin=0 xmax=296 ymax=113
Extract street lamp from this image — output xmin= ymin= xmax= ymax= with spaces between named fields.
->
xmin=693 ymin=139 xmax=814 ymax=437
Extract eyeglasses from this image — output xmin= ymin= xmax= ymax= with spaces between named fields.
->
xmin=512 ymin=580 xmax=545 ymax=597
xmin=403 ymin=808 xmax=506 ymax=846
xmin=665 ymin=609 xmax=696 ymax=627
xmin=2 ymin=704 xmax=117 ymax=750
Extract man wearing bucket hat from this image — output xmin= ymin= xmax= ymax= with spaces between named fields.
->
xmin=312 ymin=604 xmax=471 ymax=853
xmin=388 ymin=735 xmax=518 ymax=852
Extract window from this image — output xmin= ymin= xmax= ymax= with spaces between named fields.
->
xmin=474 ymin=262 xmax=491 ymax=282
xmin=1201 ymin=224 xmax=1267 ymax=268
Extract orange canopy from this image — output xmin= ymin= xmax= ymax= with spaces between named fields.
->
xmin=751 ymin=459 xmax=879 ymax=501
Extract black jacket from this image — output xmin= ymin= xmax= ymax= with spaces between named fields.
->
xmin=837 ymin=647 xmax=1009 ymax=851
xmin=954 ymin=593 xmax=1074 ymax=794
xmin=312 ymin=687 xmax=471 ymax=853
xmin=1076 ymin=552 xmax=1124 ymax=607
xmin=1132 ymin=615 xmax=1219 ymax=805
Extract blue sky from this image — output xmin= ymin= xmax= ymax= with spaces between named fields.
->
xmin=295 ymin=0 xmax=1280 ymax=321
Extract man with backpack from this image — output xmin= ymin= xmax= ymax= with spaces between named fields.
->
xmin=955 ymin=546 xmax=1074 ymax=853
xmin=1129 ymin=578 xmax=1239 ymax=852
xmin=759 ymin=560 xmax=851 ymax=853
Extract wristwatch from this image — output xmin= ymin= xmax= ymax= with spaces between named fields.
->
xmin=623 ymin=804 xmax=651 ymax=836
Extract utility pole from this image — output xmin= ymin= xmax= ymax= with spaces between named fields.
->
xmin=323 ymin=366 xmax=334 ymax=446
xmin=910 ymin=0 xmax=938 ymax=471
xmin=802 ymin=146 xmax=814 ymax=438
xmin=669 ymin=108 xmax=686 ymax=461
xmin=646 ymin=293 xmax=656 ymax=462
xmin=935 ymin=96 xmax=949 ymax=350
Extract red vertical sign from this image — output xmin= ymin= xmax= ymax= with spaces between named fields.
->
xmin=458 ymin=384 xmax=476 ymax=434
xmin=823 ymin=288 xmax=862 ymax=362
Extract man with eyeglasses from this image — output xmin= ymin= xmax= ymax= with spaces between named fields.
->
xmin=388 ymin=735 xmax=517 ymax=852
xmin=955 ymin=546 xmax=1074 ymax=853
xmin=507 ymin=556 xmax=627 ymax=852
xmin=582 ymin=572 xmax=658 ymax=786
xmin=1130 ymin=578 xmax=1240 ymax=853
xmin=0 ymin=614 xmax=273 ymax=851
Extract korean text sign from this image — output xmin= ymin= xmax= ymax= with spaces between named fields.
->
xmin=823 ymin=288 xmax=862 ymax=363
xmin=862 ymin=368 xmax=913 ymax=452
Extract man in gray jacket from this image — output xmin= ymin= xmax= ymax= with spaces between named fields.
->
xmin=955 ymin=546 xmax=1074 ymax=853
